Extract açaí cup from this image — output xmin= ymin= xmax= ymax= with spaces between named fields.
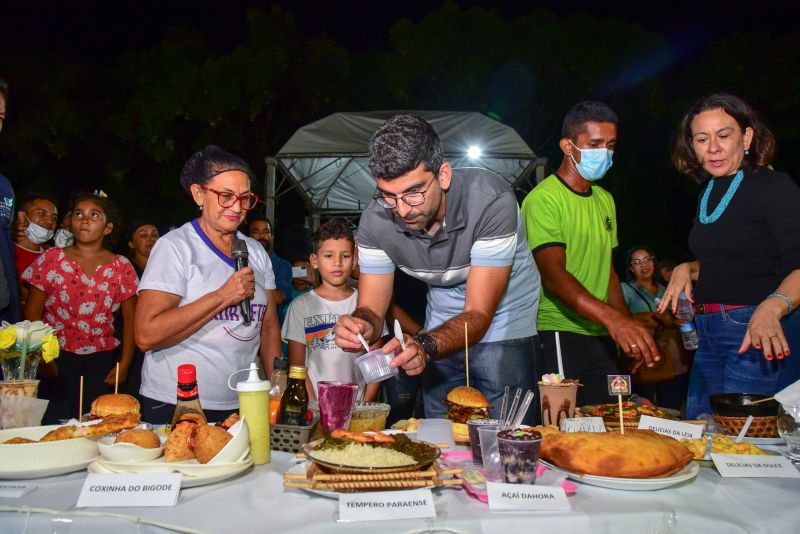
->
xmin=317 ymin=381 xmax=358 ymax=434
xmin=467 ymin=419 xmax=503 ymax=467
xmin=538 ymin=379 xmax=579 ymax=427
xmin=496 ymin=427 xmax=543 ymax=484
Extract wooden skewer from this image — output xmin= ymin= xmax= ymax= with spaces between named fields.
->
xmin=78 ymin=375 xmax=84 ymax=422
xmin=114 ymin=362 xmax=119 ymax=394
xmin=464 ymin=322 xmax=469 ymax=389
xmin=744 ymin=396 xmax=775 ymax=405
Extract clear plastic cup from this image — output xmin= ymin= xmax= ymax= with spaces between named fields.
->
xmin=496 ymin=427 xmax=543 ymax=484
xmin=355 ymin=348 xmax=399 ymax=384
xmin=317 ymin=381 xmax=358 ymax=434
xmin=478 ymin=425 xmax=504 ymax=481
xmin=467 ymin=419 xmax=503 ymax=467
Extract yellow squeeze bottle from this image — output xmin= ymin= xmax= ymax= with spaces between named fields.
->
xmin=236 ymin=363 xmax=271 ymax=465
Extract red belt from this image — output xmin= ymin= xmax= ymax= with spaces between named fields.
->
xmin=695 ymin=303 xmax=750 ymax=315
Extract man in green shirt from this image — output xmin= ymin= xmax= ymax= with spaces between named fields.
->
xmin=522 ymin=101 xmax=659 ymax=405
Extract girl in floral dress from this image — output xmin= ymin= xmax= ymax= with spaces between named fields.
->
xmin=22 ymin=192 xmax=138 ymax=418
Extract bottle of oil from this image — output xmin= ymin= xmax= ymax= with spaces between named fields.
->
xmin=171 ymin=364 xmax=207 ymax=430
xmin=278 ymin=365 xmax=308 ymax=426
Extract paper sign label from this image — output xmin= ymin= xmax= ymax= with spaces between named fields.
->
xmin=561 ymin=417 xmax=606 ymax=433
xmin=712 ymin=454 xmax=800 ymax=478
xmin=637 ymin=415 xmax=704 ymax=439
xmin=0 ymin=484 xmax=36 ymax=498
xmin=77 ymin=473 xmax=181 ymax=507
xmin=487 ymin=482 xmax=570 ymax=511
xmin=607 ymin=375 xmax=631 ymax=396
xmin=339 ymin=489 xmax=436 ymax=522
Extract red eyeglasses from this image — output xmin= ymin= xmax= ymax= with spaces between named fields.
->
xmin=201 ymin=186 xmax=261 ymax=211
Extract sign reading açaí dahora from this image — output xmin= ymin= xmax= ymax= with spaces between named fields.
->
xmin=338 ymin=489 xmax=436 ymax=522
xmin=487 ymin=482 xmax=571 ymax=511
xmin=637 ymin=415 xmax=704 ymax=440
xmin=77 ymin=473 xmax=181 ymax=507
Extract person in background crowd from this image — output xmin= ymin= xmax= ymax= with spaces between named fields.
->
xmin=12 ymin=192 xmax=58 ymax=310
xmin=622 ymin=245 xmax=689 ymax=411
xmin=23 ymin=191 xmax=137 ymax=421
xmin=658 ymin=257 xmax=677 ymax=284
xmin=290 ymin=257 xmax=317 ymax=299
xmin=53 ymin=210 xmax=74 ymax=248
xmin=127 ymin=220 xmax=159 ymax=278
xmin=282 ymin=219 xmax=380 ymax=401
xmin=659 ymin=93 xmax=800 ymax=418
xmin=522 ymin=101 xmax=659 ymax=406
xmin=0 ymin=77 xmax=20 ymax=323
xmin=335 ymin=114 xmax=541 ymax=422
xmin=121 ymin=220 xmax=158 ymax=403
xmin=248 ymin=216 xmax=291 ymax=324
xmin=135 ymin=145 xmax=281 ymax=423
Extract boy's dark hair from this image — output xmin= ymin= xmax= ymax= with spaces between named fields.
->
xmin=368 ymin=114 xmax=443 ymax=180
xmin=0 ymin=78 xmax=7 ymax=101
xmin=179 ymin=145 xmax=254 ymax=194
xmin=69 ymin=190 xmax=122 ymax=250
xmin=18 ymin=191 xmax=59 ymax=214
xmin=313 ymin=218 xmax=354 ymax=253
xmin=562 ymin=101 xmax=619 ymax=140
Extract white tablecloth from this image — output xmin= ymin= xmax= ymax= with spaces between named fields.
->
xmin=1 ymin=450 xmax=799 ymax=533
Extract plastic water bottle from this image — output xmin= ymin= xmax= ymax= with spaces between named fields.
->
xmin=676 ymin=291 xmax=695 ymax=321
xmin=679 ymin=321 xmax=699 ymax=350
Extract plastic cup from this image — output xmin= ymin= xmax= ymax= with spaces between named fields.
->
xmin=478 ymin=425 xmax=504 ymax=481
xmin=355 ymin=348 xmax=399 ymax=384
xmin=496 ymin=427 xmax=543 ymax=484
xmin=538 ymin=382 xmax=578 ymax=427
xmin=467 ymin=419 xmax=503 ymax=467
xmin=317 ymin=381 xmax=358 ymax=434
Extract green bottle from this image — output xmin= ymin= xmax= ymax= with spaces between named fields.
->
xmin=279 ymin=366 xmax=308 ymax=426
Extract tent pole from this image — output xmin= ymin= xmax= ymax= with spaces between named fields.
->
xmin=265 ymin=157 xmax=276 ymax=225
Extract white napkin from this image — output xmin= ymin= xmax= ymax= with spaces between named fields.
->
xmin=775 ymin=378 xmax=800 ymax=406
xmin=0 ymin=394 xmax=48 ymax=429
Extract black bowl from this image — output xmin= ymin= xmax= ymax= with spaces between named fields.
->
xmin=709 ymin=393 xmax=779 ymax=417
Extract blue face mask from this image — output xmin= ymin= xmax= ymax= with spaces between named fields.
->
xmin=570 ymin=141 xmax=614 ymax=181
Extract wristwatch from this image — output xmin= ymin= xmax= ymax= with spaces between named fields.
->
xmin=413 ymin=333 xmax=438 ymax=360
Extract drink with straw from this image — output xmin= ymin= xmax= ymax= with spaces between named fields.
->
xmin=538 ymin=373 xmax=581 ymax=427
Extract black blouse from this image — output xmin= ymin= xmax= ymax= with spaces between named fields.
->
xmin=688 ymin=166 xmax=800 ymax=305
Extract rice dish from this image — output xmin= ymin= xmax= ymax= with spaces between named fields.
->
xmin=310 ymin=442 xmax=415 ymax=467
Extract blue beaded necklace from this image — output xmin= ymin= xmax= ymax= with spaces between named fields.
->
xmin=698 ymin=170 xmax=744 ymax=224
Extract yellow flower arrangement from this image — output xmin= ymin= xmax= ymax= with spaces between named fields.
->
xmin=41 ymin=333 xmax=60 ymax=363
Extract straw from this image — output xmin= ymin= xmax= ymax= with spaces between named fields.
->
xmin=356 ymin=333 xmax=370 ymax=352
xmin=512 ymin=390 xmax=534 ymax=427
xmin=555 ymin=331 xmax=564 ymax=377
xmin=18 ymin=325 xmax=30 ymax=381
xmin=115 ymin=362 xmax=119 ymax=394
xmin=464 ymin=322 xmax=469 ymax=389
xmin=736 ymin=415 xmax=754 ymax=443
xmin=505 ymin=388 xmax=522 ymax=427
xmin=499 ymin=386 xmax=510 ymax=423
xmin=78 ymin=375 xmax=84 ymax=422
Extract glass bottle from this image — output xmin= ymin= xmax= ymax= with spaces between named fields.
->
xmin=279 ymin=365 xmax=308 ymax=426
xmin=171 ymin=364 xmax=207 ymax=430
xmin=269 ymin=356 xmax=289 ymax=424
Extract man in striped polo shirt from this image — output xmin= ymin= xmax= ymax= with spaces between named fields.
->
xmin=334 ymin=114 xmax=541 ymax=421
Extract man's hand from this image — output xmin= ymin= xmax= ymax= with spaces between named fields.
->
xmin=334 ymin=314 xmax=376 ymax=352
xmin=384 ymin=336 xmax=428 ymax=376
xmin=607 ymin=314 xmax=661 ymax=373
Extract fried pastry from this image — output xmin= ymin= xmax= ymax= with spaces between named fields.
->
xmin=541 ymin=429 xmax=693 ymax=478
xmin=115 ymin=429 xmax=161 ymax=449
xmin=3 ymin=437 xmax=37 ymax=444
xmin=164 ymin=422 xmax=197 ymax=462
xmin=193 ymin=424 xmax=232 ymax=464
xmin=40 ymin=425 xmax=80 ymax=442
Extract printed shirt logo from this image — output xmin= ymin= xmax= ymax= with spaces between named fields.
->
xmin=303 ymin=313 xmax=339 ymax=350
xmin=604 ymin=216 xmax=613 ymax=232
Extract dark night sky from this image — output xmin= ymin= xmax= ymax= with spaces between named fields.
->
xmin=3 ymin=0 xmax=797 ymax=64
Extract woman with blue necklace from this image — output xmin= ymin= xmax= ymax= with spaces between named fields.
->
xmin=659 ymin=93 xmax=800 ymax=419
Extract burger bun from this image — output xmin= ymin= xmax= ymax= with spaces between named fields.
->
xmin=91 ymin=394 xmax=141 ymax=419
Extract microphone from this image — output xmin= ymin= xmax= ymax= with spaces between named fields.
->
xmin=231 ymin=238 xmax=252 ymax=326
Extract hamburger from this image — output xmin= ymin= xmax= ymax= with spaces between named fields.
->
xmin=444 ymin=386 xmax=489 ymax=439
xmin=90 ymin=394 xmax=141 ymax=419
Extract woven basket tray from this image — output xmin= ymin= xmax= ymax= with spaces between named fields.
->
xmin=712 ymin=414 xmax=777 ymax=438
xmin=271 ymin=419 xmax=319 ymax=453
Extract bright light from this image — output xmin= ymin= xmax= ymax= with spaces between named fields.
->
xmin=467 ymin=145 xmax=482 ymax=159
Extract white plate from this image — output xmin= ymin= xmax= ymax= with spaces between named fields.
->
xmin=538 ymin=460 xmax=699 ymax=491
xmin=88 ymin=458 xmax=254 ymax=488
xmin=284 ymin=462 xmax=453 ymax=500
xmin=95 ymin=452 xmax=251 ymax=477
xmin=0 ymin=457 xmax=97 ymax=480
xmin=719 ymin=434 xmax=785 ymax=445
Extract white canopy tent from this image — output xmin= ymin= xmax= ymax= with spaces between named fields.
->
xmin=264 ymin=110 xmax=546 ymax=229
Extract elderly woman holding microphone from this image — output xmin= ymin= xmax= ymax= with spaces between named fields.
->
xmin=135 ymin=146 xmax=282 ymax=423
xmin=659 ymin=94 xmax=800 ymax=418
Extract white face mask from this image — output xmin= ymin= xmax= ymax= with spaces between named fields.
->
xmin=53 ymin=228 xmax=74 ymax=248
xmin=24 ymin=214 xmax=55 ymax=245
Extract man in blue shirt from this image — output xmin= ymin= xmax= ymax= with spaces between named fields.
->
xmin=248 ymin=216 xmax=292 ymax=325
xmin=0 ymin=77 xmax=20 ymax=322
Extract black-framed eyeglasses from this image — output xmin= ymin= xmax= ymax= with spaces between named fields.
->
xmin=630 ymin=256 xmax=655 ymax=266
xmin=201 ymin=186 xmax=260 ymax=211
xmin=373 ymin=174 xmax=438 ymax=209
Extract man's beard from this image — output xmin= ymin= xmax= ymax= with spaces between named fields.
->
xmin=259 ymin=240 xmax=272 ymax=254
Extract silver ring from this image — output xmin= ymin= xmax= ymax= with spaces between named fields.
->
xmin=630 ymin=344 xmax=639 ymax=350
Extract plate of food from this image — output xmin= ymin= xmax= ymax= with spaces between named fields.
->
xmin=577 ymin=401 xmax=680 ymax=426
xmin=88 ymin=457 xmax=254 ymax=488
xmin=681 ymin=433 xmax=778 ymax=463
xmin=539 ymin=428 xmax=698 ymax=490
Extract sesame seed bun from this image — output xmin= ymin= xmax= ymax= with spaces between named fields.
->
xmin=446 ymin=386 xmax=489 ymax=409
xmin=90 ymin=394 xmax=141 ymax=419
